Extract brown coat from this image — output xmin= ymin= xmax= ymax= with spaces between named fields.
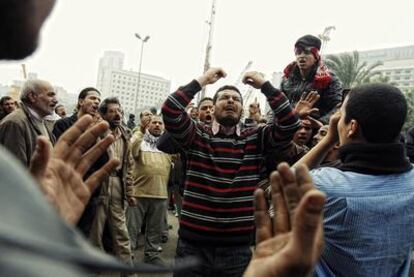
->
xmin=0 ymin=103 xmax=56 ymax=167
xmin=97 ymin=125 xmax=132 ymax=208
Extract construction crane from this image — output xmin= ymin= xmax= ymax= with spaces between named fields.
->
xmin=198 ymin=0 xmax=217 ymax=103
xmin=318 ymin=26 xmax=335 ymax=55
xmin=21 ymin=64 xmax=27 ymax=79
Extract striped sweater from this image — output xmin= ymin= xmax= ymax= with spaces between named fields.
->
xmin=161 ymin=80 xmax=300 ymax=246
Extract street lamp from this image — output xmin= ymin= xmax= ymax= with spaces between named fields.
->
xmin=134 ymin=33 xmax=150 ymax=115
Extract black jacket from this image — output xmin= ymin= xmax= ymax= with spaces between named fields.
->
xmin=53 ymin=113 xmax=78 ymax=139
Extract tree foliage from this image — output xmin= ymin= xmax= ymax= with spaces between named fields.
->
xmin=325 ymin=51 xmax=383 ymax=89
xmin=404 ymin=89 xmax=414 ymax=130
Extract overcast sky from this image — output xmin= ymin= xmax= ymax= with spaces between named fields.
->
xmin=1 ymin=0 xmax=414 ymax=98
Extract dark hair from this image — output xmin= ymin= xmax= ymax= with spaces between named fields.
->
xmin=149 ymin=107 xmax=157 ymax=115
xmin=76 ymin=87 xmax=100 ymax=110
xmin=0 ymin=96 xmax=13 ymax=106
xmin=344 ymin=83 xmax=407 ymax=143
xmin=98 ymin=97 xmax=121 ymax=115
xmin=54 ymin=104 xmax=64 ymax=113
xmin=198 ymin=97 xmax=214 ymax=107
xmin=78 ymin=87 xmax=100 ymax=100
xmin=213 ymin=85 xmax=242 ymax=104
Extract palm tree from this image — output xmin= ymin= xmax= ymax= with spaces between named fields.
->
xmin=404 ymin=89 xmax=414 ymax=130
xmin=325 ymin=51 xmax=383 ymax=89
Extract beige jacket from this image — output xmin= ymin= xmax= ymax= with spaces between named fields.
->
xmin=127 ymin=130 xmax=172 ymax=199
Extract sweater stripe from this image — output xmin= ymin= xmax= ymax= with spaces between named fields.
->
xmin=186 ymin=181 xmax=256 ymax=193
xmin=161 ymin=80 xmax=299 ymax=245
xmin=180 ymin=219 xmax=255 ymax=233
xmin=185 ymin=191 xmax=254 ymax=203
xmin=183 ymin=201 xmax=254 ymax=213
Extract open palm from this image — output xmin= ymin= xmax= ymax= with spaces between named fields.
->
xmin=30 ymin=115 xmax=119 ymax=225
xmin=244 ymin=163 xmax=326 ymax=277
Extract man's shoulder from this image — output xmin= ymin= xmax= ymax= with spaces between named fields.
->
xmin=311 ymin=166 xmax=414 ymax=195
xmin=0 ymin=109 xmax=29 ymax=128
xmin=310 ymin=167 xmax=352 ymax=193
xmin=119 ymin=125 xmax=132 ymax=139
xmin=54 ymin=114 xmax=77 ymax=128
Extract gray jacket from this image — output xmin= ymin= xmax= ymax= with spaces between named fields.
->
xmin=0 ymin=103 xmax=56 ymax=167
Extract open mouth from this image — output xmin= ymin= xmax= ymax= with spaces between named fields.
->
xmin=298 ymin=136 xmax=308 ymax=142
xmin=205 ymin=115 xmax=212 ymax=122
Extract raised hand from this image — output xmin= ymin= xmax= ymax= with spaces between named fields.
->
xmin=244 ymin=163 xmax=326 ymax=277
xmin=295 ymin=91 xmax=320 ymax=119
xmin=325 ymin=111 xmax=341 ymax=145
xmin=140 ymin=115 xmax=152 ymax=133
xmin=197 ymin=67 xmax=227 ymax=87
xmin=249 ymin=98 xmax=261 ymax=122
xmin=29 ymin=115 xmax=119 ymax=225
xmin=243 ymin=71 xmax=266 ymax=89
xmin=307 ymin=116 xmax=323 ymax=130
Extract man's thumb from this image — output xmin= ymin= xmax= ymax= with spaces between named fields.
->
xmin=29 ymin=136 xmax=51 ymax=178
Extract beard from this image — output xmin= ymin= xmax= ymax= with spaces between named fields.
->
xmin=109 ymin=120 xmax=121 ymax=129
xmin=217 ymin=115 xmax=239 ymax=127
xmin=149 ymin=129 xmax=162 ymax=137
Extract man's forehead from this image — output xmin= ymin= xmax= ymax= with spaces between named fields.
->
xmin=200 ymin=100 xmax=213 ymax=108
xmin=85 ymin=91 xmax=100 ymax=98
xmin=107 ymin=103 xmax=120 ymax=110
xmin=218 ymin=89 xmax=240 ymax=97
xmin=151 ymin=116 xmax=162 ymax=122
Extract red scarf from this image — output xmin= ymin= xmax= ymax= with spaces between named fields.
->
xmin=283 ymin=60 xmax=332 ymax=90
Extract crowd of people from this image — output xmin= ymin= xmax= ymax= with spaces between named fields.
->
xmin=1 ymin=1 xmax=414 ymax=277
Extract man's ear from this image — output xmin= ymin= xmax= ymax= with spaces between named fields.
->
xmin=27 ymin=91 xmax=37 ymax=104
xmin=348 ymin=119 xmax=359 ymax=139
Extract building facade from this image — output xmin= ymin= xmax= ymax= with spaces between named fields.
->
xmin=96 ymin=51 xmax=124 ymax=96
xmin=356 ymin=45 xmax=414 ymax=92
xmin=96 ymin=51 xmax=171 ymax=116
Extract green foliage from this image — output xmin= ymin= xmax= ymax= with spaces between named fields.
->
xmin=325 ymin=51 xmax=383 ymax=89
xmin=404 ymin=89 xmax=414 ymax=130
